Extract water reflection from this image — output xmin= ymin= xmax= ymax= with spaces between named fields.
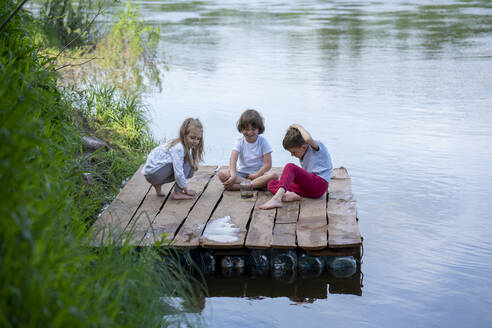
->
xmin=203 ymin=269 xmax=363 ymax=303
xmin=129 ymin=0 xmax=492 ymax=326
xmin=188 ymin=248 xmax=363 ymax=302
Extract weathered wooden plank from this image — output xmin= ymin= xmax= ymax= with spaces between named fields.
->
xmin=275 ymin=200 xmax=299 ymax=224
xmin=124 ymin=183 xmax=174 ymax=245
xmin=245 ymin=192 xmax=276 ymax=249
xmin=172 ymin=173 xmax=224 ymax=248
xmin=270 ymin=200 xmax=299 ymax=248
xmin=297 ymin=194 xmax=327 ymax=250
xmin=307 ymin=246 xmax=360 ymax=258
xmin=331 ymin=166 xmax=350 ymax=179
xmin=327 ymin=198 xmax=357 ymax=217
xmin=200 ymin=191 xmax=257 ymax=249
xmin=271 ymin=223 xmax=297 ymax=249
xmin=327 ymin=197 xmax=361 ymax=248
xmin=328 ymin=167 xmax=353 ymax=201
xmin=90 ymin=164 xmax=150 ymax=246
xmin=141 ymin=166 xmax=217 ymax=246
xmin=326 ymin=167 xmax=361 ymax=247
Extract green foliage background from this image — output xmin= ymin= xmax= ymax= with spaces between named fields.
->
xmin=0 ymin=2 xmax=199 ymax=327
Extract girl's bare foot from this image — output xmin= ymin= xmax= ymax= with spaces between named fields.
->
xmin=153 ymin=184 xmax=164 ymax=196
xmin=282 ymin=191 xmax=301 ymax=202
xmin=259 ymin=197 xmax=283 ymax=210
xmin=172 ymin=191 xmax=193 ymax=200
xmin=186 ymin=189 xmax=197 ymax=196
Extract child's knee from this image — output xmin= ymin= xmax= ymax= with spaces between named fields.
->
xmin=218 ymin=169 xmax=229 ymax=181
xmin=283 ymin=163 xmax=298 ymax=174
xmin=284 ymin=163 xmax=297 ymax=170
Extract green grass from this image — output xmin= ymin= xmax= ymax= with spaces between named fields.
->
xmin=0 ymin=3 xmax=201 ymax=327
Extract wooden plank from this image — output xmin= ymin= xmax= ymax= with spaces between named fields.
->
xmin=327 ymin=197 xmax=357 ymax=217
xmin=90 ymin=164 xmax=150 ymax=246
xmin=307 ymin=246 xmax=360 ymax=258
xmin=245 ymin=192 xmax=276 ymax=249
xmin=270 ymin=200 xmax=299 ymax=248
xmin=172 ymin=173 xmax=224 ymax=248
xmin=326 ymin=167 xmax=361 ymax=248
xmin=328 ymin=167 xmax=353 ymax=201
xmin=327 ymin=198 xmax=361 ymax=248
xmin=141 ymin=166 xmax=217 ymax=246
xmin=271 ymin=223 xmax=297 ymax=249
xmin=200 ymin=190 xmax=257 ymax=248
xmin=275 ymin=200 xmax=299 ymax=224
xmin=124 ymin=183 xmax=174 ymax=245
xmin=331 ymin=166 xmax=350 ymax=179
xmin=296 ymin=194 xmax=328 ymax=250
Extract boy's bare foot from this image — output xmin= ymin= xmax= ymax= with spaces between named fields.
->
xmin=172 ymin=191 xmax=193 ymax=200
xmin=259 ymin=197 xmax=283 ymax=210
xmin=282 ymin=191 xmax=301 ymax=202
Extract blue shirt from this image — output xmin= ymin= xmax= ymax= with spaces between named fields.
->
xmin=300 ymin=140 xmax=333 ymax=182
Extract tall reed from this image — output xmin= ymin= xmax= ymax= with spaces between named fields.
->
xmin=0 ymin=3 xmax=201 ymax=327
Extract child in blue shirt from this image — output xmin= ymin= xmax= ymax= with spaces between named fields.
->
xmin=260 ymin=124 xmax=332 ymax=209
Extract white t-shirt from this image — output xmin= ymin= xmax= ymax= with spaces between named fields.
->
xmin=233 ymin=135 xmax=273 ymax=174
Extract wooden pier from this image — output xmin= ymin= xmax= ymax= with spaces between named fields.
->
xmin=90 ymin=165 xmax=362 ymax=257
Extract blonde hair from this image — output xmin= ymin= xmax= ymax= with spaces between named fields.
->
xmin=168 ymin=118 xmax=204 ymax=170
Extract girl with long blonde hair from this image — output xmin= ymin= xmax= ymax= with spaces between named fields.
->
xmin=142 ymin=118 xmax=204 ymax=199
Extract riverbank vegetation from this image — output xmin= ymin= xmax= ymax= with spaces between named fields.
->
xmin=0 ymin=1 xmax=200 ymax=327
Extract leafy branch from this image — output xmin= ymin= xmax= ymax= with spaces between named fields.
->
xmin=0 ymin=0 xmax=29 ymax=33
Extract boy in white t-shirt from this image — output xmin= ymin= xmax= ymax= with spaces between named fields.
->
xmin=218 ymin=109 xmax=278 ymax=190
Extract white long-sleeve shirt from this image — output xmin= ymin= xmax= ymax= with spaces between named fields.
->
xmin=141 ymin=142 xmax=188 ymax=189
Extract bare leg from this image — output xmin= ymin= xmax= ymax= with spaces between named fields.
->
xmin=252 ymin=172 xmax=279 ymax=189
xmin=282 ymin=191 xmax=301 ymax=202
xmin=172 ymin=190 xmax=193 ymax=200
xmin=221 ymin=171 xmax=246 ymax=190
xmin=153 ymin=184 xmax=164 ymax=196
xmin=218 ymin=168 xmax=230 ymax=183
xmin=259 ymin=188 xmax=286 ymax=210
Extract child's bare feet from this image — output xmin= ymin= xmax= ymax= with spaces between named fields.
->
xmin=186 ymin=189 xmax=197 ymax=196
xmin=282 ymin=191 xmax=301 ymax=202
xmin=224 ymin=183 xmax=241 ymax=191
xmin=172 ymin=191 xmax=193 ymax=200
xmin=153 ymin=184 xmax=164 ymax=196
xmin=259 ymin=197 xmax=283 ymax=210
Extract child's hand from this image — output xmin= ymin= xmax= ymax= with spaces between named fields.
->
xmin=223 ymin=174 xmax=236 ymax=187
xmin=247 ymin=173 xmax=258 ymax=180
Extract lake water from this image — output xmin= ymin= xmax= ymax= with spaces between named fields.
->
xmin=130 ymin=0 xmax=492 ymax=327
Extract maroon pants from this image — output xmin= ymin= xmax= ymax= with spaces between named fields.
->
xmin=267 ymin=163 xmax=328 ymax=198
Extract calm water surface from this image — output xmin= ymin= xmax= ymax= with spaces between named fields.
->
xmin=130 ymin=1 xmax=492 ymax=327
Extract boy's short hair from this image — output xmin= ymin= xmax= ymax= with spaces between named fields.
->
xmin=283 ymin=127 xmax=306 ymax=149
xmin=237 ymin=109 xmax=265 ymax=134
